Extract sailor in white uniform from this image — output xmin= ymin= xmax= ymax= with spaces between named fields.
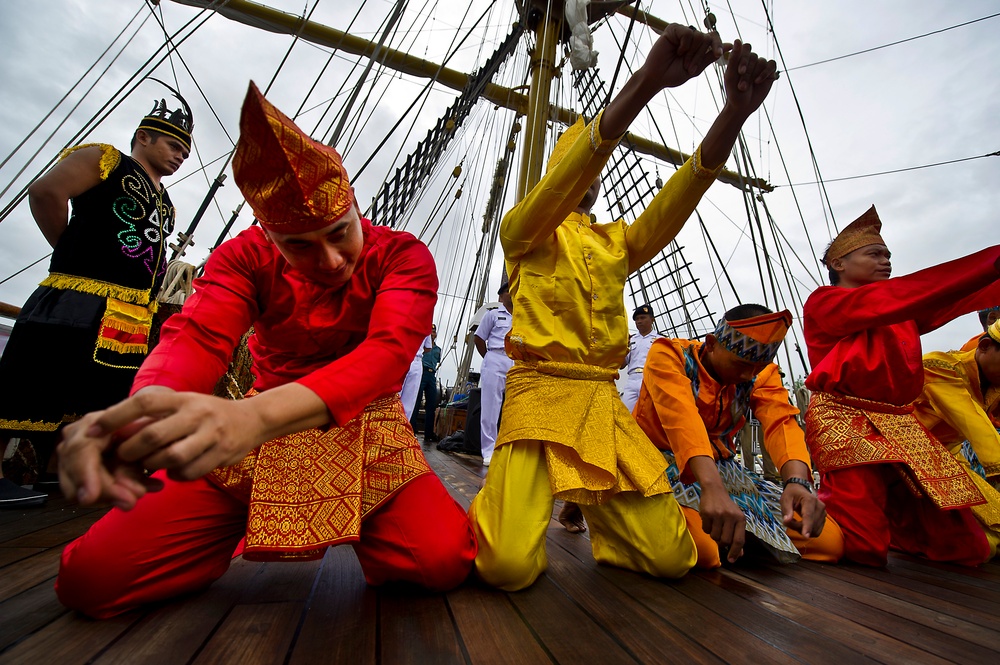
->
xmin=621 ymin=304 xmax=661 ymax=413
xmin=474 ymin=282 xmax=514 ymax=466
xmin=401 ymin=333 xmax=433 ymax=420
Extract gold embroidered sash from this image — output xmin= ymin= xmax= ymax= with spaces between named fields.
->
xmin=210 ymin=394 xmax=430 ymax=561
xmin=806 ymin=391 xmax=984 ymax=510
xmin=496 ymin=360 xmax=671 ymax=504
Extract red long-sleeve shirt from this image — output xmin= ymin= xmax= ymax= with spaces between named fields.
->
xmin=804 ymin=246 xmax=1000 ymax=405
xmin=133 ymin=220 xmax=438 ymax=426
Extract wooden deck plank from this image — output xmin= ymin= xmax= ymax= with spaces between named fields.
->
xmin=287 ymin=546 xmax=377 ymax=665
xmin=672 ymin=570 xmax=878 ymax=663
xmin=706 ymin=568 xmax=948 ymax=665
xmin=0 ymin=548 xmax=61 ymax=603
xmin=736 ymin=564 xmax=978 ymax=664
xmin=808 ymin=563 xmax=1000 ymax=635
xmin=888 ymin=552 xmax=1000 ymax=589
xmin=1 ymin=511 xmax=103 ymax=548
xmin=190 ymin=602 xmax=304 ymax=665
xmin=380 ymin=590 xmax=465 ymax=665
xmin=739 ymin=562 xmax=1000 ymax=661
xmin=549 ymin=528 xmax=798 ymax=665
xmin=89 ymin=558 xmax=259 ymax=665
xmin=446 ymin=584 xmax=552 ymax=664
xmin=0 ymin=608 xmax=140 ymax=664
xmin=0 ymin=547 xmax=45 ymax=569
xmin=716 ymin=566 xmax=952 ymax=665
xmin=543 ymin=532 xmax=726 ymax=665
xmin=0 ymin=502 xmax=102 ymax=543
xmin=0 ymin=579 xmax=71 ymax=653
xmin=867 ymin=560 xmax=1000 ymax=608
xmin=506 ymin=574 xmax=640 ymax=665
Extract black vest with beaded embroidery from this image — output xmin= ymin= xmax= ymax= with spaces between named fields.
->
xmin=48 ymin=150 xmax=174 ymax=303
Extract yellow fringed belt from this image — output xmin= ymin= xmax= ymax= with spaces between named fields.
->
xmin=41 ymin=272 xmax=156 ymax=309
xmin=496 ymin=360 xmax=670 ymax=504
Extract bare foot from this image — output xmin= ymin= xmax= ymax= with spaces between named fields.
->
xmin=558 ymin=501 xmax=586 ymax=533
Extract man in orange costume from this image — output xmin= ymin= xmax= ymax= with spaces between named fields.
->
xmin=53 ymin=83 xmax=476 ymax=618
xmin=803 ymin=206 xmax=1000 ymax=567
xmin=634 ymin=304 xmax=843 ymax=568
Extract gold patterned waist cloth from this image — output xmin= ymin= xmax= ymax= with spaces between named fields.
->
xmin=209 ymin=393 xmax=430 ymax=561
xmin=497 ymin=360 xmax=670 ymax=505
xmin=806 ymin=391 xmax=983 ymax=510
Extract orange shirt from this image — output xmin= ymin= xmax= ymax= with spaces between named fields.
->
xmin=633 ymin=338 xmax=809 ymax=483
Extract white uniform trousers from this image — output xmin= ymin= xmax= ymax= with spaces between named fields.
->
xmin=621 ymin=371 xmax=644 ymax=414
xmin=480 ymin=350 xmax=514 ymax=463
xmin=401 ymin=356 xmax=423 ymax=420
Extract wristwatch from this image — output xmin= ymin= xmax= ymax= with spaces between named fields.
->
xmin=782 ymin=477 xmax=815 ymax=494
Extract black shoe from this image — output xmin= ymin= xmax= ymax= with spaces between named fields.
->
xmin=0 ymin=478 xmax=48 ymax=508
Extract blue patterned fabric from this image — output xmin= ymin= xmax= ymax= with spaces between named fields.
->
xmin=959 ymin=440 xmax=988 ymax=480
xmin=664 ymin=451 xmax=800 ymax=563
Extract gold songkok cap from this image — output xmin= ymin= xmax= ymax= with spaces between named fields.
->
xmin=232 ymin=82 xmax=353 ymax=234
xmin=988 ymin=319 xmax=1000 ymax=345
xmin=823 ymin=205 xmax=885 ymax=265
xmin=713 ymin=309 xmax=793 ymax=363
xmin=546 ymin=117 xmax=587 ymax=173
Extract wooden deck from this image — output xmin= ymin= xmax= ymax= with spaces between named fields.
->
xmin=2 ymin=446 xmax=999 ymax=664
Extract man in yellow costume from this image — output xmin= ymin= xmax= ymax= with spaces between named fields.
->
xmin=469 ymin=25 xmax=778 ymax=590
xmin=633 ymin=304 xmax=843 ymax=568
xmin=914 ymin=319 xmax=1000 ymax=557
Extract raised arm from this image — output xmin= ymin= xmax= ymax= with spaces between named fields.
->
xmin=28 ymin=145 xmax=109 ymax=247
xmin=626 ymin=40 xmax=777 ymax=271
xmin=807 ymin=245 xmax=1000 ymax=338
xmin=500 ymin=26 xmax=726 ymax=260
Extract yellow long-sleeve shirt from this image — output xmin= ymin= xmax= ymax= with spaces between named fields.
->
xmin=501 ymin=113 xmax=722 ymax=370
xmin=915 ymin=348 xmax=1000 ymax=479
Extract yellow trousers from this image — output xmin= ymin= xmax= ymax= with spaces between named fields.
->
xmin=469 ymin=441 xmax=696 ymax=591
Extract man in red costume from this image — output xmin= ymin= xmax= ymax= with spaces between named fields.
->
xmin=53 ymin=83 xmax=476 ymax=619
xmin=803 ymin=205 xmax=1000 ymax=567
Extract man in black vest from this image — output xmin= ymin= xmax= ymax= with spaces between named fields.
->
xmin=0 ymin=89 xmax=192 ymax=506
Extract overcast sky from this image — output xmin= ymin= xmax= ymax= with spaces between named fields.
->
xmin=1 ymin=0 xmax=998 ymax=386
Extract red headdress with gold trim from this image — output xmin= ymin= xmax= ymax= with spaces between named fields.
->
xmin=232 ymin=82 xmax=353 ymax=234
xmin=713 ymin=309 xmax=793 ymax=363
xmin=823 ymin=205 xmax=885 ymax=265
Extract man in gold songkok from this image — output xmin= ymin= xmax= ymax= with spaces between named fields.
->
xmin=54 ymin=82 xmax=476 ymax=618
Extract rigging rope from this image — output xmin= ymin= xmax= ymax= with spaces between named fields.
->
xmin=781 ymin=151 xmax=1000 ymax=187
xmin=786 ymin=12 xmax=1000 ymax=72
xmin=0 ymin=5 xmax=146 ymax=174
xmin=0 ymin=7 xmax=217 ymax=224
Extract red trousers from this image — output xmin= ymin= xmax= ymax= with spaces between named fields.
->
xmin=819 ymin=463 xmax=989 ymax=567
xmin=57 ymin=471 xmax=477 ymax=619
